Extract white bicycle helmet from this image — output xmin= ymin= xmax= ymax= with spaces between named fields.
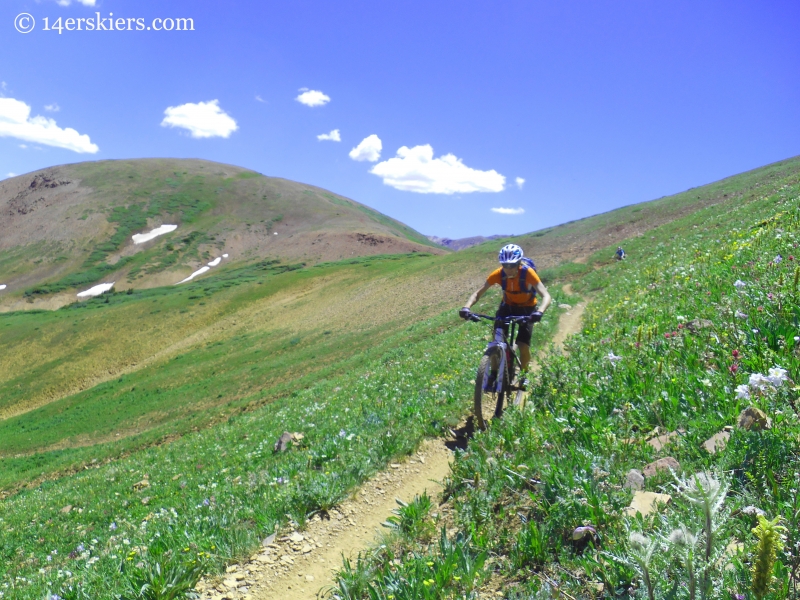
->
xmin=498 ymin=243 xmax=524 ymax=264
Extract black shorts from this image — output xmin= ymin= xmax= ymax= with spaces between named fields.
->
xmin=495 ymin=303 xmax=536 ymax=346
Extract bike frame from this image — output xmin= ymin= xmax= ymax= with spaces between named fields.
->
xmin=470 ymin=313 xmax=528 ymax=393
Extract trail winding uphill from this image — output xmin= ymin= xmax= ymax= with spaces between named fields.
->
xmin=194 ymin=295 xmax=588 ymax=600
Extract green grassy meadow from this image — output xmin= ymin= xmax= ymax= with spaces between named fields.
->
xmin=2 ymin=156 xmax=800 ymax=599
xmin=327 ymin=171 xmax=800 ymax=599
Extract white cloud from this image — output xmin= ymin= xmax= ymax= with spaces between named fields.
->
xmin=349 ymin=134 xmax=382 ymax=162
xmin=55 ymin=0 xmax=97 ymax=6
xmin=44 ymin=103 xmax=60 ymax=112
xmin=19 ymin=144 xmax=27 ymax=149
xmin=3 ymin=172 xmax=16 ymax=179
xmin=370 ymin=145 xmax=505 ymax=194
xmin=317 ymin=129 xmax=341 ymax=142
xmin=296 ymin=89 xmax=330 ymax=107
xmin=255 ymin=95 xmax=266 ymax=103
xmin=161 ymin=100 xmax=238 ymax=139
xmin=491 ymin=207 xmax=525 ymax=215
xmin=0 ymin=97 xmax=99 ymax=153
xmin=515 ymin=177 xmax=525 ymax=189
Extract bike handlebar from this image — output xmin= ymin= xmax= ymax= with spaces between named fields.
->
xmin=464 ymin=312 xmax=536 ymax=324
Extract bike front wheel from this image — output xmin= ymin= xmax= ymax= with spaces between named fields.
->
xmin=473 ymin=347 xmax=508 ymax=431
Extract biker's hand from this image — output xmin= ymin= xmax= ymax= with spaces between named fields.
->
xmin=529 ymin=311 xmax=543 ymax=323
xmin=459 ymin=307 xmax=471 ymax=320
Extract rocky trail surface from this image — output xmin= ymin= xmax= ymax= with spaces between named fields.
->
xmin=195 ymin=293 xmax=588 ymax=600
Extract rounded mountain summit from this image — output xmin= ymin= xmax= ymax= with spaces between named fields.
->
xmin=0 ymin=158 xmax=443 ymax=307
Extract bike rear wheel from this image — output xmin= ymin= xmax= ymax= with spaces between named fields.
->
xmin=473 ymin=347 xmax=509 ymax=430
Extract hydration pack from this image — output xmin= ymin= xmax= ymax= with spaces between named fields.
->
xmin=500 ymin=257 xmax=538 ymax=302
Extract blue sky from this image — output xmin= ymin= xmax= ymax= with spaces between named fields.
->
xmin=2 ymin=0 xmax=799 ymax=239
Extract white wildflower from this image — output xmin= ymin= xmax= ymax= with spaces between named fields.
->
xmin=734 ymin=280 xmax=747 ymax=289
xmin=668 ymin=526 xmax=698 ymax=547
xmin=735 ymin=310 xmax=748 ymax=320
xmin=749 ymin=373 xmax=772 ymax=390
xmin=767 ymin=367 xmax=789 ymax=386
xmin=735 ymin=384 xmax=751 ymax=400
xmin=607 ymin=352 xmax=623 ymax=364
xmin=629 ymin=532 xmax=650 ymax=550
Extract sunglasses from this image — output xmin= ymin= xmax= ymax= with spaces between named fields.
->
xmin=501 ymin=262 xmax=520 ymax=268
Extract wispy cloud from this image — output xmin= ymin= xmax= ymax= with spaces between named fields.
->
xmin=515 ymin=177 xmax=525 ymax=189
xmin=55 ymin=0 xmax=97 ymax=6
xmin=296 ymin=89 xmax=330 ymax=107
xmin=317 ymin=129 xmax=341 ymax=142
xmin=491 ymin=207 xmax=525 ymax=215
xmin=161 ymin=100 xmax=238 ymax=139
xmin=0 ymin=97 xmax=98 ymax=153
xmin=255 ymin=95 xmax=266 ymax=104
xmin=3 ymin=172 xmax=16 ymax=179
xmin=370 ymin=145 xmax=505 ymax=194
xmin=349 ymin=134 xmax=382 ymax=162
xmin=44 ymin=103 xmax=60 ymax=112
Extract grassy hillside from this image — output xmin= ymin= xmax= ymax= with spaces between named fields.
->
xmin=1 ymin=156 xmax=800 ymax=599
xmin=328 ymin=168 xmax=800 ymax=599
xmin=0 ymin=158 xmax=440 ymax=304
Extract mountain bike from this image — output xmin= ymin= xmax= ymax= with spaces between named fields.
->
xmin=464 ymin=312 xmax=533 ymax=430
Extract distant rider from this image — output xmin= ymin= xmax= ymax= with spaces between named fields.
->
xmin=615 ymin=246 xmax=626 ymax=260
xmin=459 ymin=244 xmax=551 ymax=373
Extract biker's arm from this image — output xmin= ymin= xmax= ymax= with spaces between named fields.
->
xmin=464 ymin=281 xmax=493 ymax=310
xmin=534 ymin=281 xmax=552 ymax=314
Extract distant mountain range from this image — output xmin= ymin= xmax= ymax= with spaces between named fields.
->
xmin=427 ymin=235 xmax=508 ymax=251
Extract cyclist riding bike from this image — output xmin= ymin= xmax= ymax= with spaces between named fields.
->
xmin=459 ymin=244 xmax=551 ymax=374
xmin=615 ymin=246 xmax=626 ymax=260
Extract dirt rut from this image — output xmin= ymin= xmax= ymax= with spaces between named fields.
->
xmin=195 ymin=298 xmax=588 ymax=600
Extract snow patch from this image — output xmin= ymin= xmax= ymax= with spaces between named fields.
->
xmin=77 ymin=282 xmax=114 ymax=297
xmin=0 ymin=284 xmax=6 ymax=291
xmin=176 ymin=255 xmax=229 ymax=284
xmin=177 ymin=266 xmax=210 ymax=284
xmin=132 ymin=224 xmax=178 ymax=245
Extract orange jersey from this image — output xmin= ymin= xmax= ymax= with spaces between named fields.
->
xmin=486 ymin=266 xmax=541 ymax=307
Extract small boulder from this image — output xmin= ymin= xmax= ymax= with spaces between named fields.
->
xmin=686 ymin=319 xmax=714 ymax=334
xmin=274 ymin=431 xmax=294 ymax=453
xmin=558 ymin=303 xmax=573 ymax=310
xmin=60 ymin=505 xmax=73 ymax=514
xmin=702 ymin=431 xmax=731 ymax=454
xmin=643 ymin=457 xmax=680 ymax=478
xmin=624 ymin=469 xmax=645 ymax=491
xmin=647 ymin=430 xmax=680 ymax=452
xmin=624 ymin=491 xmax=672 ymax=517
xmin=737 ymin=407 xmax=772 ymax=431
xmin=571 ymin=525 xmax=598 ymax=552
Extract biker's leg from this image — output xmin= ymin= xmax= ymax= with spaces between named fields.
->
xmin=519 ymin=343 xmax=531 ymax=371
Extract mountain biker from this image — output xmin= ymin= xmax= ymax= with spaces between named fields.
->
xmin=615 ymin=246 xmax=625 ymax=260
xmin=459 ymin=244 xmax=551 ymax=373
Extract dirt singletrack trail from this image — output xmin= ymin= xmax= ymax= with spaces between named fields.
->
xmin=195 ymin=293 xmax=588 ymax=600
